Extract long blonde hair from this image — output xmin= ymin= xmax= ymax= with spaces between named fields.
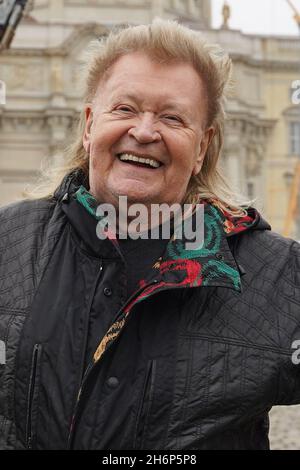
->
xmin=28 ymin=19 xmax=253 ymax=216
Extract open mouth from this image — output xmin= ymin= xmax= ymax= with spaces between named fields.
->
xmin=116 ymin=153 xmax=162 ymax=169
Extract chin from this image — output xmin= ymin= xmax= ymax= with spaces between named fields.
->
xmin=121 ymin=193 xmax=154 ymax=203
xmin=114 ymin=187 xmax=155 ymax=203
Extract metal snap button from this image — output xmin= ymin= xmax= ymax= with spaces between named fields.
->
xmin=104 ymin=287 xmax=112 ymax=296
xmin=106 ymin=376 xmax=119 ymax=389
xmin=215 ymin=253 xmax=224 ymax=260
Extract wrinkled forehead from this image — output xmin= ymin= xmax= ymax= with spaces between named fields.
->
xmin=96 ymin=52 xmax=206 ymax=93
xmin=92 ymin=52 xmax=209 ymax=123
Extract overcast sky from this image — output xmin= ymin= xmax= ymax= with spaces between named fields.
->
xmin=212 ymin=0 xmax=300 ymax=36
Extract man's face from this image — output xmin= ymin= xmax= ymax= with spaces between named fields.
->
xmin=83 ymin=52 xmax=213 ymax=208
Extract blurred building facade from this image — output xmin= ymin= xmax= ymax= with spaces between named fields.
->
xmin=0 ymin=0 xmax=299 ymax=237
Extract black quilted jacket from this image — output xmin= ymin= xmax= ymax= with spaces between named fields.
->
xmin=1 ymin=173 xmax=300 ymax=450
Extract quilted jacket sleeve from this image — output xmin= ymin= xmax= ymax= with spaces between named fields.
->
xmin=0 ymin=199 xmax=65 ymax=449
xmin=274 ymin=240 xmax=300 ymax=405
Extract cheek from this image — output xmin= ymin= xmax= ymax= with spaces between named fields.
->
xmin=91 ymin=155 xmax=99 ymax=171
xmin=168 ymin=142 xmax=197 ymax=173
xmin=91 ymin=121 xmax=129 ymax=149
xmin=89 ymin=156 xmax=99 ymax=183
xmin=89 ymin=126 xmax=122 ymax=169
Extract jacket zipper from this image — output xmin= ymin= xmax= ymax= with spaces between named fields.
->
xmin=133 ymin=359 xmax=157 ymax=450
xmin=26 ymin=343 xmax=42 ymax=449
xmin=67 ymin=278 xmax=159 ymax=449
xmin=77 ymin=262 xmax=103 ymax=384
xmin=67 ymin=261 xmax=104 ymax=446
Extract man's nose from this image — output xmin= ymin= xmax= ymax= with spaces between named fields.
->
xmin=128 ymin=113 xmax=162 ymax=143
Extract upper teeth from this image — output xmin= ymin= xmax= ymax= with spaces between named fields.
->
xmin=118 ymin=153 xmax=160 ymax=168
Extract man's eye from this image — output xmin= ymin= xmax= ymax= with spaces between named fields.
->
xmin=116 ymin=106 xmax=133 ymax=113
xmin=163 ymin=115 xmax=181 ymax=123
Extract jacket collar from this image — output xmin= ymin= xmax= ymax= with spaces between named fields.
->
xmin=56 ymin=171 xmax=271 ymax=298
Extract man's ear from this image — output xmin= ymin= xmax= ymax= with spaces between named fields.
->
xmin=83 ymin=106 xmax=93 ymax=154
xmin=192 ymin=127 xmax=215 ymax=176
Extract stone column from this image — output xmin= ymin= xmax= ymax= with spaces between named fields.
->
xmin=49 ymin=58 xmax=66 ymax=108
xmin=187 ymin=0 xmax=198 ymax=17
xmin=46 ymin=112 xmax=74 ymax=164
xmin=225 ymin=151 xmax=247 ymax=194
xmin=151 ymin=0 xmax=164 ymax=18
xmin=224 ymin=120 xmax=247 ymax=194
xmin=49 ymin=0 xmax=64 ymax=22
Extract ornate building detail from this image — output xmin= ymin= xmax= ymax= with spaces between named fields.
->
xmin=1 ymin=63 xmax=46 ymax=91
xmin=223 ymin=116 xmax=275 ymax=199
xmin=0 ymin=0 xmax=299 ymax=237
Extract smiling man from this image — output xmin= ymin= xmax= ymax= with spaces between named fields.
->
xmin=84 ymin=52 xmax=213 ymax=210
xmin=0 ymin=19 xmax=300 ymax=451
